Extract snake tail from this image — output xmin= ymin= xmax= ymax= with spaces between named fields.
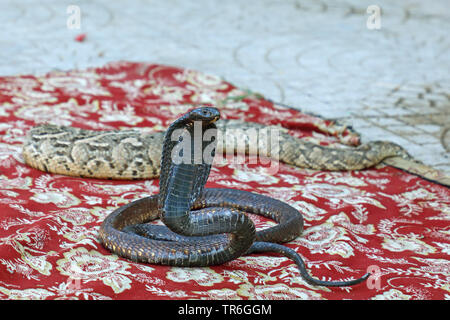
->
xmin=249 ymin=242 xmax=370 ymax=287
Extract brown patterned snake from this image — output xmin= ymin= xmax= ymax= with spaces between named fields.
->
xmin=23 ymin=116 xmax=412 ymax=180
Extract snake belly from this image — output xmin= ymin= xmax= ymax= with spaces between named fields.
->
xmin=98 ymin=107 xmax=369 ymax=287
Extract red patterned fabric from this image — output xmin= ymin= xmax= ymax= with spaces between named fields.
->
xmin=0 ymin=62 xmax=448 ymax=300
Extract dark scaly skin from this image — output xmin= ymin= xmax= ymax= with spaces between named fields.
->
xmin=99 ymin=107 xmax=369 ymax=287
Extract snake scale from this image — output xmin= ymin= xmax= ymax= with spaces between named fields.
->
xmin=22 ymin=107 xmax=412 ymax=287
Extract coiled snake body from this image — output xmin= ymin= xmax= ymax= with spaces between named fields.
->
xmin=22 ymin=108 xmax=413 ymax=286
xmin=96 ymin=107 xmax=369 ymax=287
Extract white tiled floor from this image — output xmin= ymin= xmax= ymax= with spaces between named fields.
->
xmin=0 ymin=0 xmax=449 ymax=174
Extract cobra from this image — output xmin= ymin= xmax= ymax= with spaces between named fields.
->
xmin=98 ymin=107 xmax=370 ymax=287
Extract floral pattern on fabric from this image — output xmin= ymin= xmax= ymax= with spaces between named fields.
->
xmin=0 ymin=62 xmax=449 ymax=300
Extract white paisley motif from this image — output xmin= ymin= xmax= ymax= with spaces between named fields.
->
xmin=294 ymin=183 xmax=385 ymax=209
xmin=166 ymin=267 xmax=224 ymax=287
